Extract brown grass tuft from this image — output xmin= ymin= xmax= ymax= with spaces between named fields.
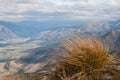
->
xmin=47 ymin=36 xmax=120 ymax=80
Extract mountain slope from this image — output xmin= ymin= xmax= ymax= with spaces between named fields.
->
xmin=0 ymin=21 xmax=44 ymax=37
xmin=0 ymin=21 xmax=32 ymax=37
xmin=35 ymin=20 xmax=120 ymax=46
xmin=102 ymin=29 xmax=120 ymax=52
xmin=0 ymin=25 xmax=19 ymax=41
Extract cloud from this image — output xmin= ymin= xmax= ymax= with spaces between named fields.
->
xmin=0 ymin=0 xmax=119 ymax=22
xmin=0 ymin=0 xmax=45 ymax=3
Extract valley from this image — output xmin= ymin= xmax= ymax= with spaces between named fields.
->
xmin=0 ymin=19 xmax=120 ymax=79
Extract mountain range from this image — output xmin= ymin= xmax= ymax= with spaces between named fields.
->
xmin=34 ymin=20 xmax=120 ymax=45
xmin=0 ymin=19 xmax=120 ymax=76
xmin=0 ymin=19 xmax=120 ymax=42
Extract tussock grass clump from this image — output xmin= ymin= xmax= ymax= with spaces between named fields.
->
xmin=47 ymin=36 xmax=120 ymax=80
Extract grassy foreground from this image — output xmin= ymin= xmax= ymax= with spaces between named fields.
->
xmin=3 ymin=37 xmax=120 ymax=80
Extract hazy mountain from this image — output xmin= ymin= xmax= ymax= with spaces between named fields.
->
xmin=0 ymin=21 xmax=34 ymax=37
xmin=102 ymin=29 xmax=120 ymax=52
xmin=0 ymin=20 xmax=85 ymax=38
xmin=109 ymin=20 xmax=120 ymax=30
xmin=0 ymin=25 xmax=19 ymax=41
xmin=35 ymin=28 xmax=81 ymax=45
xmin=35 ymin=20 xmax=117 ymax=45
xmin=0 ymin=21 xmax=48 ymax=37
xmin=0 ymin=19 xmax=119 ymax=39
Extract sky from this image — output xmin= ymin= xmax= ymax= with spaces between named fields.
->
xmin=0 ymin=0 xmax=120 ymax=22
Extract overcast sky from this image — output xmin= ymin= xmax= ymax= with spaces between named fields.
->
xmin=0 ymin=0 xmax=120 ymax=22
